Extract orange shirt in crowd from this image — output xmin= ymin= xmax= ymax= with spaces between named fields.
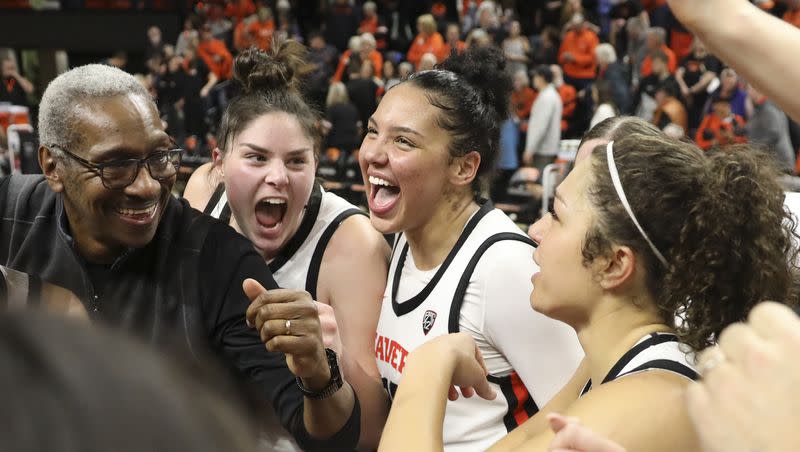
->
xmin=653 ymin=97 xmax=688 ymax=132
xmin=558 ymin=28 xmax=599 ymax=80
xmin=784 ymin=8 xmax=800 ymax=28
xmin=558 ymin=83 xmax=577 ymax=132
xmin=641 ymin=0 xmax=667 ymax=11
xmin=332 ymin=49 xmax=384 ymax=82
xmin=694 ymin=114 xmax=747 ymax=150
xmin=512 ymin=87 xmax=536 ymax=120
xmin=359 ymin=15 xmax=378 ymax=34
xmin=641 ymin=44 xmax=678 ymax=76
xmin=407 ymin=32 xmax=445 ymax=68
xmin=233 ymin=20 xmax=256 ymax=51
xmin=225 ymin=0 xmax=256 ymax=24
xmin=248 ymin=19 xmax=275 ymax=52
xmin=436 ymin=40 xmax=466 ymax=61
xmin=197 ymin=39 xmax=233 ymax=80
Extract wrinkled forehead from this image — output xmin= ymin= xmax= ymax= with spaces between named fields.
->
xmin=72 ymin=94 xmax=166 ymax=154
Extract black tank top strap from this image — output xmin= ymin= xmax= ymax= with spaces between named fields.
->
xmin=268 ymin=182 xmax=324 ymax=273
xmin=203 ymin=182 xmax=226 ymax=215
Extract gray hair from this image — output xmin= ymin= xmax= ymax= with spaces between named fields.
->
xmin=39 ymin=63 xmax=151 ymax=154
xmin=595 ymin=43 xmax=617 ymax=65
xmin=646 ymin=26 xmax=666 ymax=43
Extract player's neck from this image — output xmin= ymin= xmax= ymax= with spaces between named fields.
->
xmin=405 ymin=197 xmax=479 ymax=271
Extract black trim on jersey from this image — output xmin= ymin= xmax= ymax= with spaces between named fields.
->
xmin=305 ymin=208 xmax=366 ymax=299
xmin=203 ymin=182 xmax=232 ymax=224
xmin=581 ymin=333 xmax=683 ymax=395
xmin=268 ymin=183 xmax=324 ymax=273
xmin=619 ymin=359 xmax=699 ymax=381
xmin=448 ymin=233 xmax=536 ymax=333
xmin=488 ymin=373 xmax=539 ymax=432
xmin=390 ymin=201 xmax=494 ymax=317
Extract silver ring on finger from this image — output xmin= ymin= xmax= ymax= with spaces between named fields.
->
xmin=285 ymin=319 xmax=292 ymax=336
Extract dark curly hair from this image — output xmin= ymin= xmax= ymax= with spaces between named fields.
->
xmin=583 ymin=134 xmax=800 ymax=351
xmin=217 ymin=38 xmax=321 ymax=158
xmin=401 ymin=46 xmax=512 ymax=196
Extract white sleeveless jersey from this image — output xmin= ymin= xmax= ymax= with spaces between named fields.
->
xmin=204 ymin=183 xmax=364 ymax=298
xmin=376 ymin=202 xmax=583 ymax=452
xmin=580 ymin=333 xmax=698 ymax=396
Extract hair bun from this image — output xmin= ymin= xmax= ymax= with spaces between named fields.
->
xmin=233 ymin=38 xmax=312 ymax=94
xmin=438 ymin=46 xmax=511 ymax=121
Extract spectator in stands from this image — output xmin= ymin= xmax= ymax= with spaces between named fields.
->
xmin=224 ymin=0 xmax=256 ymax=26
xmin=155 ymin=55 xmax=185 ymax=141
xmin=641 ymin=27 xmax=677 ymax=77
xmin=552 ymin=64 xmax=578 ymax=136
xmin=359 ymin=1 xmax=380 ymax=34
xmin=326 ymin=0 xmax=360 ymax=52
xmin=709 ymin=67 xmax=748 ymax=119
xmin=466 ymin=28 xmax=492 ymax=48
xmin=589 ymin=80 xmax=618 ymax=128
xmin=695 ymin=96 xmax=748 ymax=150
xmin=248 ymin=7 xmax=276 ymax=52
xmin=378 ymin=131 xmax=799 ymax=451
xmin=397 ymin=61 xmax=414 ymax=80
xmin=104 ymin=51 xmax=128 ymax=71
xmin=197 ymin=24 xmax=233 ymax=80
xmin=382 ymin=60 xmax=401 ymax=91
xmin=511 ymin=69 xmax=536 ymax=124
xmin=145 ymin=26 xmax=166 ymax=63
xmin=19 ymin=62 xmax=362 ymax=450
xmin=635 ymin=51 xmax=675 ymax=121
xmin=233 ymin=14 xmax=258 ymax=53
xmin=332 ymin=35 xmax=363 ymax=84
xmin=183 ymin=42 xmax=388 ymax=450
xmin=178 ymin=46 xmax=217 ymax=151
xmin=652 ymin=80 xmax=689 ymax=136
xmin=532 ymin=26 xmax=560 ymax=67
xmin=358 ymin=33 xmax=384 ymax=78
xmin=325 ymin=82 xmax=361 ymax=153
xmin=274 ymin=0 xmax=302 ymax=42
xmin=406 ymin=14 xmax=445 ymax=68
xmin=524 ymin=65 xmax=562 ymax=172
xmin=624 ymin=16 xmax=648 ymax=85
xmin=438 ymin=22 xmax=467 ymax=61
xmin=475 ymin=1 xmax=506 ymax=45
xmin=307 ymin=32 xmax=339 ymax=108
xmin=0 ymin=57 xmax=33 ymax=107
xmin=558 ymin=13 xmax=599 ymax=91
xmin=418 ymin=52 xmax=437 ymax=71
xmin=346 ymin=57 xmax=378 ymax=133
xmin=0 ymin=310 xmax=257 ymax=452
xmin=675 ymin=39 xmax=721 ymax=131
xmin=503 ymin=20 xmax=530 ymax=75
xmin=205 ymin=3 xmax=233 ymax=41
xmin=595 ymin=43 xmax=631 ymax=114
xmin=746 ymin=83 xmax=795 ymax=174
xmin=175 ymin=16 xmax=200 ymax=57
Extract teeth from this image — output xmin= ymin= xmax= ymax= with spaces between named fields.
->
xmin=369 ymin=176 xmax=395 ymax=187
xmin=261 ymin=198 xmax=287 ymax=205
xmin=118 ymin=205 xmax=156 ymax=216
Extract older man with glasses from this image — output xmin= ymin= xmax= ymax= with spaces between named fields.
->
xmin=0 ymin=64 xmax=361 ymax=450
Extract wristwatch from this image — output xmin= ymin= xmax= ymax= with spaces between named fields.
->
xmin=296 ymin=348 xmax=343 ymax=399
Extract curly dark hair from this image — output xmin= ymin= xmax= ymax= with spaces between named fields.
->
xmin=217 ymin=38 xmax=320 ymax=157
xmin=401 ymin=45 xmax=512 ymax=196
xmin=582 ymin=134 xmax=800 ymax=351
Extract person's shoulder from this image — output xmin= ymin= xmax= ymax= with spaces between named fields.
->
xmin=183 ymin=162 xmax=219 ymax=211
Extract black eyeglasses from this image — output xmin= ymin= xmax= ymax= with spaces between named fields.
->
xmin=49 ymin=142 xmax=183 ymax=190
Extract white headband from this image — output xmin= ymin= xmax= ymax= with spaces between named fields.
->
xmin=606 ymin=141 xmax=669 ymax=267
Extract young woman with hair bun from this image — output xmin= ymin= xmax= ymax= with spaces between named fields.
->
xmin=378 ymin=129 xmax=800 ymax=451
xmin=183 ymin=39 xmax=390 ymax=449
xmin=360 ymin=46 xmax=583 ymax=451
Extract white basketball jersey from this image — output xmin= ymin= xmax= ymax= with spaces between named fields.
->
xmin=376 ymin=203 xmax=539 ymax=452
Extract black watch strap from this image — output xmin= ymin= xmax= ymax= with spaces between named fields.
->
xmin=296 ymin=348 xmax=343 ymax=399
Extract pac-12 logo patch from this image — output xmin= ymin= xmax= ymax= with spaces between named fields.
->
xmin=422 ymin=310 xmax=437 ymax=335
